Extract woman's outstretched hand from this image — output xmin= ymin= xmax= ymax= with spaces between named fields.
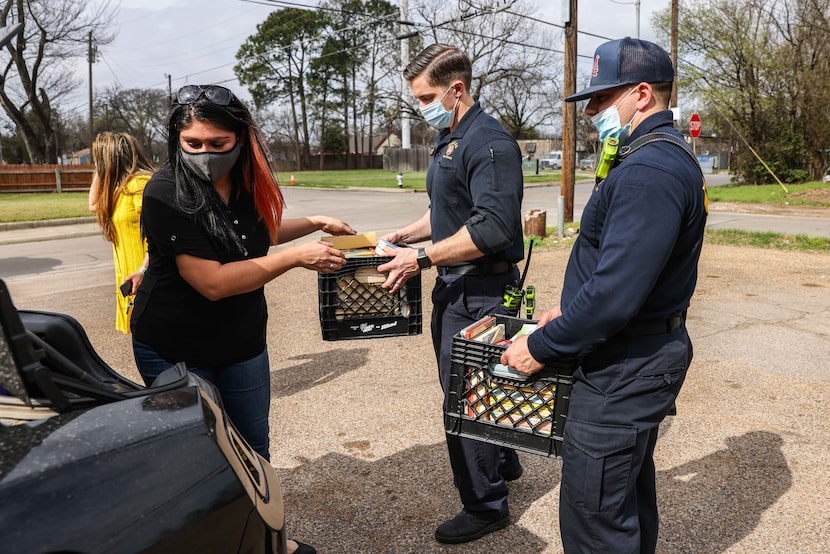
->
xmin=293 ymin=241 xmax=347 ymax=273
xmin=314 ymin=216 xmax=356 ymax=236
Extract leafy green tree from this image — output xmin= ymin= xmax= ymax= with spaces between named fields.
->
xmin=235 ymin=8 xmax=328 ymax=170
xmin=320 ymin=116 xmax=346 ymax=154
xmin=655 ymin=0 xmax=830 ymax=183
xmin=774 ymin=0 xmax=830 ymax=179
xmin=314 ymin=30 xmax=351 ymax=164
xmin=320 ymin=0 xmax=364 ymax=168
xmin=308 ymin=34 xmax=344 ymax=167
xmin=314 ymin=0 xmax=398 ymax=165
xmin=355 ymin=0 xmax=398 ymax=155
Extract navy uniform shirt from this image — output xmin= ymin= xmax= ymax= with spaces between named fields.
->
xmin=426 ymin=101 xmax=524 ymax=264
xmin=132 ymin=165 xmax=271 ymax=368
xmin=528 ymin=110 xmax=708 ymax=361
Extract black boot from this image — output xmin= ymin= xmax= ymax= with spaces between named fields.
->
xmin=434 ymin=511 xmax=509 ymax=544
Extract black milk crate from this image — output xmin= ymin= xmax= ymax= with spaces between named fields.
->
xmin=444 ymin=314 xmax=576 ymax=457
xmin=318 ymin=256 xmax=422 ymax=341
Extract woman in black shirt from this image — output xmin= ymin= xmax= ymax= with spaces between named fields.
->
xmin=131 ymin=87 xmax=352 ymax=554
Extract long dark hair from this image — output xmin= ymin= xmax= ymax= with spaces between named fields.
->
xmin=164 ymin=89 xmax=284 ymax=253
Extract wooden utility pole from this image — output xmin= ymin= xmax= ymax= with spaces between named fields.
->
xmin=670 ymin=0 xmax=679 ymax=110
xmin=400 ymin=0 xmax=411 ymax=149
xmin=165 ymin=73 xmax=173 ymax=106
xmin=561 ymin=0 xmax=578 ymax=222
xmin=88 ymin=31 xmax=94 ymax=150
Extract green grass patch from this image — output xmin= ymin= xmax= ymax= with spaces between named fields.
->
xmin=522 ymin=225 xmax=830 ymax=252
xmin=705 ymin=228 xmax=830 ymax=251
xmin=0 ymin=192 xmax=92 ymax=223
xmin=275 ymin=169 xmax=427 ymax=189
xmin=524 ymin=223 xmax=581 ymax=250
xmin=707 ymin=181 xmax=830 ymax=206
xmin=0 ymin=170 xmax=563 ymax=223
xmin=275 ymin=168 xmax=566 ymax=189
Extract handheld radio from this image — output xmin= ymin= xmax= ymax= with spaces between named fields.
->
xmin=503 ymin=240 xmax=534 ymax=314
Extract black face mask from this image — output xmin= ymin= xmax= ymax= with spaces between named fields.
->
xmin=180 ymin=142 xmax=241 ymax=182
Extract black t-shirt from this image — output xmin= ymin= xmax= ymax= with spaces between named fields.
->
xmin=131 ymin=166 xmax=271 ymax=368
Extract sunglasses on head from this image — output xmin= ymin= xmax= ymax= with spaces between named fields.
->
xmin=175 ymin=85 xmax=235 ymax=106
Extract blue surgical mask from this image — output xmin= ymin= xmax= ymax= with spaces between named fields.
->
xmin=591 ymin=87 xmax=639 ymax=143
xmin=419 ymin=86 xmax=458 ymax=129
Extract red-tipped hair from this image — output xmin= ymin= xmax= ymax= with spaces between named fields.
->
xmin=244 ymin=126 xmax=284 ymax=244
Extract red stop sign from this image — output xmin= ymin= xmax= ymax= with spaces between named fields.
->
xmin=689 ymin=113 xmax=701 ymax=138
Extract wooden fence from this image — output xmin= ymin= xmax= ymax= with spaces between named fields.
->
xmin=0 ymin=165 xmax=94 ymax=193
xmin=383 ymin=147 xmax=431 ymax=173
xmin=271 ymin=154 xmax=384 ymax=172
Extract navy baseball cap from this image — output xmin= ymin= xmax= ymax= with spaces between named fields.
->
xmin=565 ymin=37 xmax=674 ymax=102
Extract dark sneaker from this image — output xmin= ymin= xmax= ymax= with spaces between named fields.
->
xmin=292 ymin=541 xmax=316 ymax=554
xmin=501 ymin=465 xmax=523 ymax=481
xmin=434 ymin=511 xmax=510 ymax=544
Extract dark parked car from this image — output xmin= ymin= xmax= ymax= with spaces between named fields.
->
xmin=0 ymin=278 xmax=289 ymax=553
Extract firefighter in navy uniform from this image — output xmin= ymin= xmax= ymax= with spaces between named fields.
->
xmin=377 ymin=44 xmax=525 ymax=545
xmin=502 ymin=37 xmax=708 ymax=553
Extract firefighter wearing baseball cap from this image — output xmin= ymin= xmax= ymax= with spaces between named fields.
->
xmin=502 ymin=37 xmax=708 ymax=553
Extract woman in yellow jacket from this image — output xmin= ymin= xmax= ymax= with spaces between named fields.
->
xmin=88 ymin=131 xmax=156 ymax=333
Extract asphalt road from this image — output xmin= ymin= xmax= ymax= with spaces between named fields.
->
xmin=2 ymin=173 xmax=829 ymax=282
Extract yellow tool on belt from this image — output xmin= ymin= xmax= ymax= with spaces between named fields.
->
xmin=503 ymin=241 xmax=534 ymax=315
xmin=595 ymin=136 xmax=620 ymax=181
xmin=524 ymin=285 xmax=535 ymax=319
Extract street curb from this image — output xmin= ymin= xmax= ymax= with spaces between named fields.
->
xmin=0 ymin=216 xmax=96 ymax=232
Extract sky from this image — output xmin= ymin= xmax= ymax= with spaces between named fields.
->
xmin=72 ymin=0 xmax=668 ymax=114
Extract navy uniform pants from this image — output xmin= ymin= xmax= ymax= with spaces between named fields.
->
xmin=431 ymin=267 xmax=521 ymax=520
xmin=559 ymin=326 xmax=692 ymax=554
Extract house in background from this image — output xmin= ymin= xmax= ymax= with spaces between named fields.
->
xmin=64 ymin=147 xmax=92 ymax=165
xmin=373 ymin=132 xmax=400 ymax=155
xmin=348 ymin=131 xmax=400 ymax=155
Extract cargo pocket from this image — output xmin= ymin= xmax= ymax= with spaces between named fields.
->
xmin=561 ymin=418 xmax=638 ymax=513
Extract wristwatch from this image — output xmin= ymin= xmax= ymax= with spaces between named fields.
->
xmin=416 ymin=248 xmax=432 ymax=270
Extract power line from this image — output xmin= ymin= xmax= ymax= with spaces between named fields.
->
xmin=241 ymin=0 xmax=611 ymax=60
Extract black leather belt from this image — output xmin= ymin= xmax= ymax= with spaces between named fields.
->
xmin=436 ymin=261 xmax=514 ymax=276
xmin=622 ymin=310 xmax=687 ymax=336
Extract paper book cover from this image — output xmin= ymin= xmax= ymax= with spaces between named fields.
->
xmin=375 ymin=239 xmax=399 ymax=255
xmin=475 ymin=323 xmax=505 ymax=344
xmin=322 ymin=232 xmax=377 ymax=250
xmin=460 ymin=316 xmax=496 ymax=340
xmin=509 ymin=324 xmax=537 ymax=342
xmin=354 ymin=267 xmax=386 ymax=284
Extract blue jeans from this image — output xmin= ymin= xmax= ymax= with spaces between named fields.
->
xmin=132 ymin=338 xmax=272 ymax=461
